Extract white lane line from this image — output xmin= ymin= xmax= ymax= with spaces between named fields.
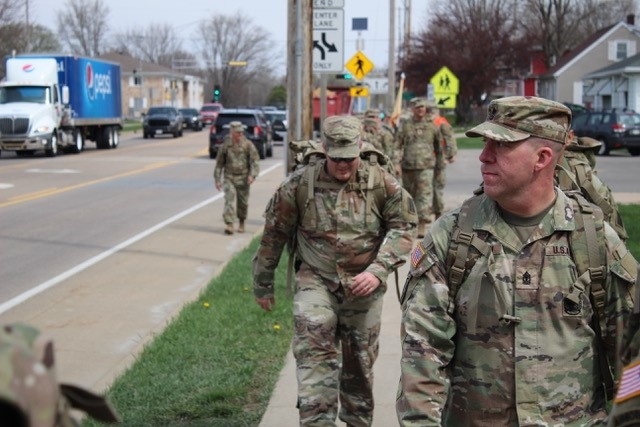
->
xmin=0 ymin=163 xmax=282 ymax=315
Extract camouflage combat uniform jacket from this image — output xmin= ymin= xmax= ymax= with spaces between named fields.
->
xmin=363 ymin=126 xmax=396 ymax=165
xmin=397 ymin=190 xmax=636 ymax=426
xmin=395 ymin=117 xmax=442 ymax=170
xmin=213 ymin=136 xmax=259 ymax=185
xmin=253 ymin=159 xmax=417 ymax=299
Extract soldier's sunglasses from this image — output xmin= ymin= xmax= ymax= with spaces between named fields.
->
xmin=328 ymin=156 xmax=357 ymax=164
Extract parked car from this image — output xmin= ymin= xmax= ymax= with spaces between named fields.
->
xmin=264 ymin=110 xmax=287 ymax=142
xmin=200 ymin=102 xmax=223 ymax=126
xmin=572 ymin=109 xmax=640 ymax=156
xmin=208 ymin=109 xmax=273 ymax=159
xmin=143 ymin=106 xmax=183 ymax=138
xmin=179 ymin=108 xmax=203 ymax=131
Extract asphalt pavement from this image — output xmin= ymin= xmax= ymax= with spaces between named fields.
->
xmin=1 ymin=148 xmax=638 ymax=426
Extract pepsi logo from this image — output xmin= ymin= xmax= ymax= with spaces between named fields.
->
xmin=22 ymin=64 xmax=35 ymax=73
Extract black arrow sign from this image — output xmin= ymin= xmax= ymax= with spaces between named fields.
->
xmin=437 ymin=96 xmax=450 ymax=106
xmin=313 ymin=32 xmax=338 ymax=60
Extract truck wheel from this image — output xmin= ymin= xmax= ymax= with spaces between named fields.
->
xmin=69 ymin=130 xmax=84 ymax=153
xmin=45 ymin=132 xmax=58 ymax=157
xmin=110 ymin=128 xmax=119 ymax=149
xmin=259 ymin=142 xmax=266 ymax=160
xmin=104 ymin=127 xmax=114 ymax=149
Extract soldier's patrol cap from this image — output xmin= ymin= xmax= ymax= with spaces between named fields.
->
xmin=568 ymin=135 xmax=602 ymax=152
xmin=465 ymin=96 xmax=571 ymax=144
xmin=229 ymin=121 xmax=244 ymax=132
xmin=364 ymin=109 xmax=380 ymax=119
xmin=322 ymin=115 xmax=362 ymax=158
xmin=363 ymin=117 xmax=379 ymax=127
xmin=410 ymin=97 xmax=436 ymax=109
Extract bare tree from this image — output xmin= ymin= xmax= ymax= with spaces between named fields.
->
xmin=56 ymin=0 xmax=110 ymax=56
xmin=518 ymin=0 xmax=637 ymax=67
xmin=405 ymin=0 xmax=531 ymax=120
xmin=196 ymin=12 xmax=279 ymax=106
xmin=113 ymin=23 xmax=184 ymax=68
xmin=0 ymin=0 xmax=36 ymax=75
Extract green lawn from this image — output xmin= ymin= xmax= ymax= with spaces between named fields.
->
xmin=84 ymin=205 xmax=640 ymax=426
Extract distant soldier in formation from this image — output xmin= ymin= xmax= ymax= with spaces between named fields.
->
xmin=253 ymin=115 xmax=417 ymax=426
xmin=431 ymin=106 xmax=457 ymax=219
xmin=361 ymin=108 xmax=397 ymax=172
xmin=395 ymin=97 xmax=442 ymax=237
xmin=214 ymin=121 xmax=260 ymax=235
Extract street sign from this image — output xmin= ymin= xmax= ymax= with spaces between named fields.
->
xmin=363 ymin=77 xmax=388 ymax=94
xmin=350 ymin=86 xmax=369 ymax=97
xmin=313 ymin=0 xmax=344 ymax=7
xmin=313 ymin=8 xmax=344 ymax=73
xmin=345 ymin=51 xmax=374 ymax=80
xmin=430 ymin=66 xmax=459 ymax=109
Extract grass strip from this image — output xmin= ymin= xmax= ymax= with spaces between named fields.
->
xmin=84 ymin=237 xmax=293 ymax=426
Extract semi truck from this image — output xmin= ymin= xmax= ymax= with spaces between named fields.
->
xmin=0 ymin=54 xmax=122 ymax=157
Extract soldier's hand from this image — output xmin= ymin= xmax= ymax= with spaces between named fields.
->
xmin=448 ymin=156 xmax=457 ymax=164
xmin=247 ymin=176 xmax=255 ymax=185
xmin=215 ymin=182 xmax=222 ymax=191
xmin=256 ymin=296 xmax=275 ymax=311
xmin=351 ymin=272 xmax=381 ymax=297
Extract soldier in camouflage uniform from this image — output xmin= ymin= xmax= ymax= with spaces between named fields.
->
xmin=214 ymin=121 xmax=260 ymax=235
xmin=432 ymin=107 xmax=458 ymax=219
xmin=361 ymin=109 xmax=396 ymax=171
xmin=396 ymin=96 xmax=637 ymax=426
xmin=0 ymin=322 xmax=119 ymax=426
xmin=395 ymin=97 xmax=442 ymax=238
xmin=253 ymin=115 xmax=417 ymax=426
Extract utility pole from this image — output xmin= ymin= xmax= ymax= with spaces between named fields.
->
xmin=387 ymin=0 xmax=396 ymax=112
xmin=287 ymin=0 xmax=313 ymax=174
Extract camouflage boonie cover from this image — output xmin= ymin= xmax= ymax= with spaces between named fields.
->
xmin=466 ymin=96 xmax=571 ymax=144
xmin=0 ymin=323 xmax=119 ymax=427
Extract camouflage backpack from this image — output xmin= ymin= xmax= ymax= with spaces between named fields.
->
xmin=285 ymin=139 xmax=393 ymax=293
xmin=445 ymin=191 xmax=618 ymax=399
xmin=556 ymin=136 xmax=628 ymax=241
xmin=0 ymin=323 xmax=119 ymax=427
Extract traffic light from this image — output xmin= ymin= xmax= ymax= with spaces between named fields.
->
xmin=213 ymin=84 xmax=221 ymax=102
xmin=336 ymin=73 xmax=352 ymax=80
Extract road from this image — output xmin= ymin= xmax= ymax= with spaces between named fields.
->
xmin=0 ymin=131 xmax=284 ymax=310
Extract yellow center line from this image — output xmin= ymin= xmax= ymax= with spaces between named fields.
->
xmin=1 ymin=161 xmax=176 ymax=208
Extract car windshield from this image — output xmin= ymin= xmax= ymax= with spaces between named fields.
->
xmin=217 ymin=114 xmax=256 ymax=127
xmin=202 ymin=105 xmax=221 ymax=112
xmin=180 ymin=109 xmax=198 ymax=116
xmin=149 ymin=107 xmax=174 ymax=115
xmin=619 ymin=113 xmax=640 ymax=127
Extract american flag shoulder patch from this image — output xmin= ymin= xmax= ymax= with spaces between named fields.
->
xmin=615 ymin=360 xmax=640 ymax=404
xmin=411 ymin=242 xmax=426 ymax=268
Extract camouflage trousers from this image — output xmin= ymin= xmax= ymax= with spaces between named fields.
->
xmin=402 ymin=168 xmax=434 ymax=223
xmin=433 ymin=164 xmax=447 ymax=216
xmin=293 ymin=264 xmax=383 ymax=427
xmin=222 ymin=176 xmax=250 ymax=224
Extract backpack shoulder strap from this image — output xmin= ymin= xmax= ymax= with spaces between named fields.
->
xmin=446 ymin=195 xmax=492 ymax=305
xmin=567 ymin=193 xmax=613 ymax=398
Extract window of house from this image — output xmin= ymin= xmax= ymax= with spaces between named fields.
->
xmin=609 ymin=40 xmax=637 ymax=61
xmin=616 ymin=42 xmax=628 ymax=60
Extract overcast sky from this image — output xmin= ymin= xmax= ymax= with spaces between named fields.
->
xmin=31 ymin=0 xmax=430 ymax=74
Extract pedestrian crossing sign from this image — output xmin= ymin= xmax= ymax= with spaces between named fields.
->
xmin=430 ymin=66 xmax=459 ymax=95
xmin=345 ymin=51 xmax=374 ymax=80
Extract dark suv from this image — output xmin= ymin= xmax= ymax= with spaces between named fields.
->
xmin=143 ymin=106 xmax=183 ymax=138
xmin=208 ymin=109 xmax=273 ymax=159
xmin=572 ymin=109 xmax=640 ymax=156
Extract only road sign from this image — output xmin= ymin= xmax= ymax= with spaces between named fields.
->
xmin=345 ymin=51 xmax=374 ymax=80
xmin=313 ymin=8 xmax=344 ymax=73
